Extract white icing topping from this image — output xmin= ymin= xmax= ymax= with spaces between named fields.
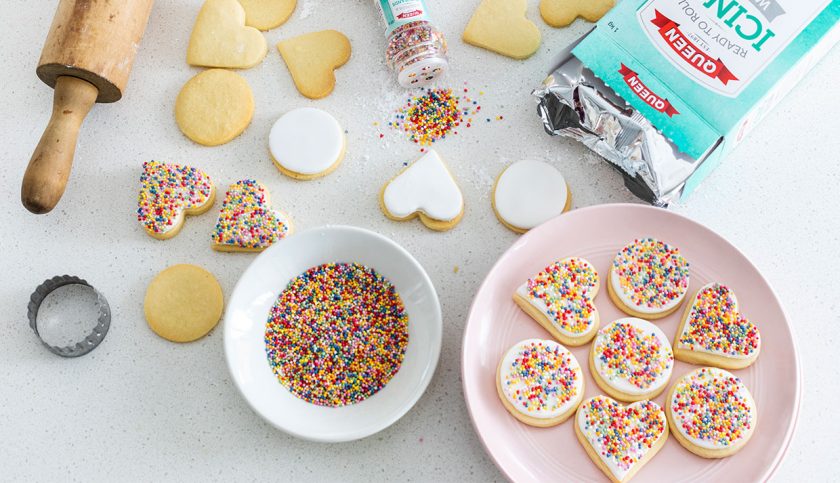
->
xmin=576 ymin=396 xmax=667 ymax=481
xmin=493 ymin=160 xmax=568 ymax=230
xmin=499 ymin=339 xmax=583 ymax=419
xmin=269 ymin=107 xmax=344 ymax=176
xmin=676 ymin=283 xmax=760 ymax=360
xmin=592 ymin=318 xmax=674 ymax=396
xmin=383 ymin=149 xmax=463 ymax=221
xmin=669 ymin=367 xmax=757 ymax=450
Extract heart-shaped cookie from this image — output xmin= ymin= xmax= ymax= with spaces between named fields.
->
xmin=514 ymin=257 xmax=600 ymax=346
xmin=666 ymin=367 xmax=757 ymax=458
xmin=211 ymin=179 xmax=293 ymax=252
xmin=575 ymin=396 xmax=668 ymax=483
xmin=239 ymin=0 xmax=296 ymax=31
xmin=674 ymin=283 xmax=761 ymax=369
xmin=187 ymin=0 xmax=268 ymax=69
xmin=463 ymin=0 xmax=541 ymax=59
xmin=380 ymin=149 xmax=464 ymax=231
xmin=277 ymin=30 xmax=351 ymax=99
xmin=540 ymin=0 xmax=616 ymax=28
xmin=137 ymin=161 xmax=215 ymax=240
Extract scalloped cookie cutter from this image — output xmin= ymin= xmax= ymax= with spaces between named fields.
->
xmin=28 ymin=275 xmax=111 ymax=357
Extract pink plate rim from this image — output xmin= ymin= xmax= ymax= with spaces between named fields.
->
xmin=461 ymin=203 xmax=801 ymax=482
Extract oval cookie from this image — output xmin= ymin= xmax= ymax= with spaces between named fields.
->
xmin=496 ymin=338 xmax=584 ymax=427
xmin=144 ymin=264 xmax=224 ymax=343
xmin=590 ymin=318 xmax=674 ymax=402
xmin=269 ymin=107 xmax=346 ymax=180
xmin=608 ymin=237 xmax=690 ymax=319
xmin=666 ymin=367 xmax=758 ymax=458
xmin=175 ymin=69 xmax=255 ymax=146
xmin=493 ymin=160 xmax=571 ymax=233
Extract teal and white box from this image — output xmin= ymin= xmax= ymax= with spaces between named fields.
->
xmin=536 ymin=0 xmax=839 ymax=204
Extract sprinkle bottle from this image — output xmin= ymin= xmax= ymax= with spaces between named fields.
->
xmin=376 ymin=0 xmax=449 ymax=88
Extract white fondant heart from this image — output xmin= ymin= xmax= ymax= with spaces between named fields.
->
xmin=382 ymin=150 xmax=464 ymax=228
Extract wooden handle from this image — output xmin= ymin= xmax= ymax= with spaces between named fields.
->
xmin=22 ymin=76 xmax=98 ymax=214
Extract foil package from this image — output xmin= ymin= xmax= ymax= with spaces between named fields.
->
xmin=534 ymin=46 xmax=706 ymax=207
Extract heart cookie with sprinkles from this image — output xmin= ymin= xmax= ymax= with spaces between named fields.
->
xmin=575 ymin=396 xmax=668 ymax=483
xmin=496 ymin=338 xmax=584 ymax=427
xmin=211 ymin=179 xmax=293 ymax=252
xmin=666 ymin=367 xmax=757 ymax=458
xmin=514 ymin=257 xmax=600 ymax=346
xmin=137 ymin=161 xmax=215 ymax=240
xmin=608 ymin=237 xmax=690 ymax=319
xmin=674 ymin=283 xmax=761 ymax=369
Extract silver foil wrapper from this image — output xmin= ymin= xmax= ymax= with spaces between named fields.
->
xmin=533 ymin=41 xmax=711 ymax=206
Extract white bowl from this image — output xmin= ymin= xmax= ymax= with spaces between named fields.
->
xmin=224 ymin=225 xmax=442 ymax=442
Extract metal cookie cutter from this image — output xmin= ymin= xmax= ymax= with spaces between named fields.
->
xmin=28 ymin=275 xmax=111 ymax=357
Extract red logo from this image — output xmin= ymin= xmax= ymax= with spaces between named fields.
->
xmin=619 ymin=64 xmax=680 ymax=117
xmin=396 ymin=10 xmax=422 ymax=20
xmin=651 ymin=10 xmax=738 ymax=86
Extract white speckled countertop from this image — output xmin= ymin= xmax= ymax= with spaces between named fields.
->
xmin=1 ymin=0 xmax=837 ymax=480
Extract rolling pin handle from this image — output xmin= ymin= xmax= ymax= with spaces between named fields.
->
xmin=22 ymin=75 xmax=99 ymax=214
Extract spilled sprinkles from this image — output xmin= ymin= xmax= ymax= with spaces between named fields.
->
xmin=383 ymin=84 xmax=501 ymax=148
xmin=265 ymin=263 xmax=409 ymax=407
xmin=613 ymin=238 xmax=690 ymax=309
xmin=137 ymin=160 xmax=213 ymax=235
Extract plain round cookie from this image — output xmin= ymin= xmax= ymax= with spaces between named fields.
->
xmin=269 ymin=108 xmax=346 ymax=180
xmin=175 ymin=69 xmax=255 ymax=146
xmin=144 ymin=264 xmax=224 ymax=342
xmin=496 ymin=339 xmax=584 ymax=427
xmin=492 ymin=160 xmax=571 ymax=233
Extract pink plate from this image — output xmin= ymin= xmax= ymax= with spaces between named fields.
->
xmin=462 ymin=204 xmax=800 ymax=482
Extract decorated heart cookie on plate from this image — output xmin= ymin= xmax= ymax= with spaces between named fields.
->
xmin=575 ymin=396 xmax=668 ymax=483
xmin=496 ymin=339 xmax=584 ymax=427
xmin=463 ymin=0 xmax=541 ymax=59
xmin=277 ymin=30 xmax=351 ymax=99
xmin=666 ymin=367 xmax=757 ymax=458
xmin=608 ymin=238 xmax=690 ymax=319
xmin=514 ymin=257 xmax=599 ymax=346
xmin=187 ymin=0 xmax=268 ymax=69
xmin=590 ymin=318 xmax=674 ymax=402
xmin=540 ymin=0 xmax=616 ymax=27
xmin=137 ymin=161 xmax=216 ymax=240
xmin=380 ymin=149 xmax=464 ymax=231
xmin=674 ymin=283 xmax=761 ymax=369
xmin=211 ymin=179 xmax=293 ymax=252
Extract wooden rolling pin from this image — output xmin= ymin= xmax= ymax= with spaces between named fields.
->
xmin=22 ymin=0 xmax=154 ymax=214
